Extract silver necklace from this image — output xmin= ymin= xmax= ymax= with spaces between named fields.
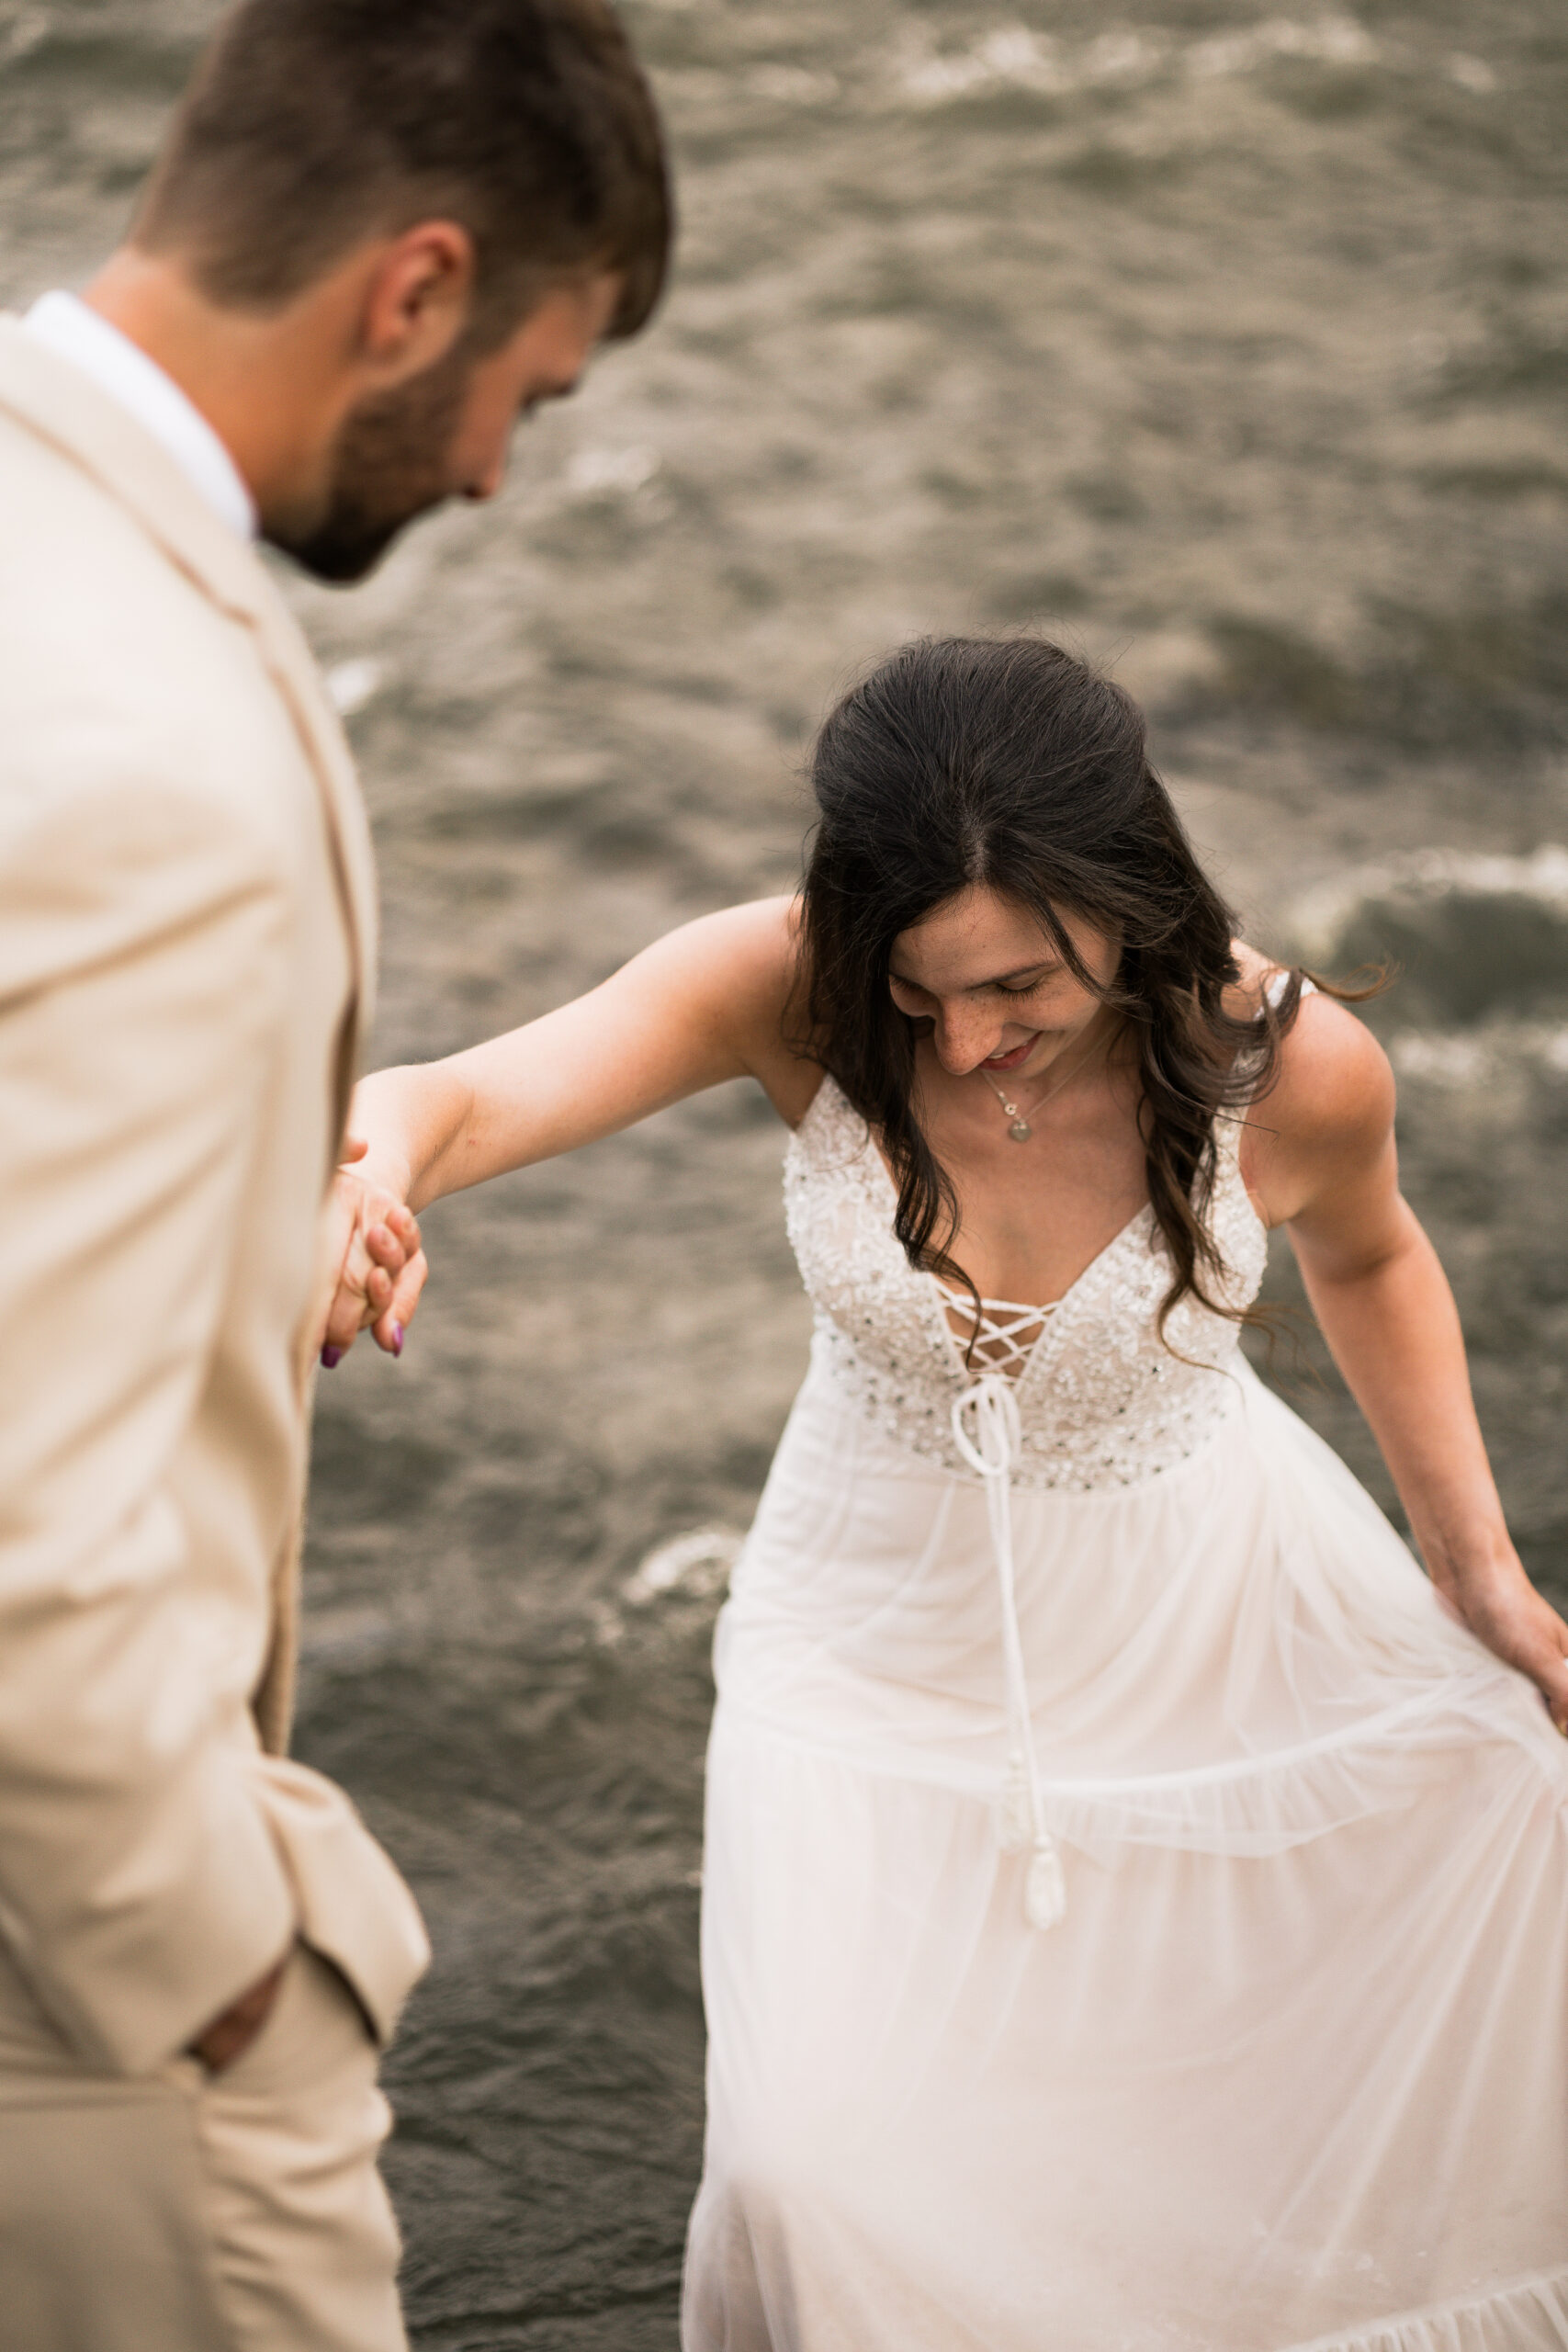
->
xmin=976 ymin=1027 xmax=1107 ymax=1143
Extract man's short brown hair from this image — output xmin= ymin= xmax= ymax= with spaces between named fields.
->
xmin=134 ymin=0 xmax=671 ymax=342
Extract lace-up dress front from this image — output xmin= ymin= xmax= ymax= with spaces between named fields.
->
xmin=683 ymin=1077 xmax=1568 ymax=2352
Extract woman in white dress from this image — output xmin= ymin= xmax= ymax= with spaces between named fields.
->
xmin=335 ymin=638 xmax=1568 ymax=2350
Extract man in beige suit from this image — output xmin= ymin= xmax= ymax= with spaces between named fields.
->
xmin=0 ymin=4 xmax=669 ymax=2346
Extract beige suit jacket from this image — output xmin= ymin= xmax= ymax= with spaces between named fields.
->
xmin=0 ymin=320 xmax=428 ymax=2078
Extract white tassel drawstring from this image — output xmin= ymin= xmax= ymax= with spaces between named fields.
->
xmin=951 ymin=1375 xmax=1066 ymax=1931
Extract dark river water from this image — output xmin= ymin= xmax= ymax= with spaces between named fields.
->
xmin=4 ymin=2 xmax=1567 ymax=2343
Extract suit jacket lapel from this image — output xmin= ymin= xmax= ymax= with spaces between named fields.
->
xmin=239 ymin=585 xmax=379 ymax=1132
xmin=0 ymin=319 xmax=377 ymax=1099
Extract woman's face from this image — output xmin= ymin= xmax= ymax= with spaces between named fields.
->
xmin=887 ymin=887 xmax=1119 ymax=1081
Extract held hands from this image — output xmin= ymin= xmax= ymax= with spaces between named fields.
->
xmin=319 ymin=1137 xmax=428 ymax=1368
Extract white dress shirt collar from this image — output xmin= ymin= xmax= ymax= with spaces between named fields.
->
xmin=22 ymin=290 xmax=257 ymax=541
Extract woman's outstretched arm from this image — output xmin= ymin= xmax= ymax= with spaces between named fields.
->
xmin=1246 ymin=993 xmax=1568 ymax=1733
xmin=323 ymin=896 xmax=806 ymax=1358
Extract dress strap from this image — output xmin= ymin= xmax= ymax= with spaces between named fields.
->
xmin=1264 ymin=967 xmax=1315 ymax=1010
xmin=951 ymin=1378 xmax=1066 ymax=1931
xmin=1243 ymin=967 xmax=1316 ymax=1112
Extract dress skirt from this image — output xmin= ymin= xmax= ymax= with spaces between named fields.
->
xmin=682 ymin=1351 xmax=1568 ymax=2352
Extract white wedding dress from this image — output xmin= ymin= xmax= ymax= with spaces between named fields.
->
xmin=682 ymin=1074 xmax=1568 ymax=2352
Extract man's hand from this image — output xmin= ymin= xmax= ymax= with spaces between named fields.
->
xmin=186 ymin=1951 xmax=291 ymax=2073
xmin=319 ymin=1137 xmax=428 ymax=1367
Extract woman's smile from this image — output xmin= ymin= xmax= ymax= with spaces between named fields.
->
xmin=979 ymin=1035 xmax=1039 ymax=1072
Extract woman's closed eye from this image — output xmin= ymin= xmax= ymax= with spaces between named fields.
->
xmin=888 ymin=964 xmax=1057 ymax=1008
xmin=987 ymin=963 xmax=1062 ymax=997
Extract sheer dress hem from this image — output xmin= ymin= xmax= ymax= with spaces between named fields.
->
xmin=1282 ymin=2266 xmax=1568 ymax=2351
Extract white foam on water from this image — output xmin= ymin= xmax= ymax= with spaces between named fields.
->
xmin=566 ymin=445 xmax=661 ymax=499
xmin=889 ymin=14 xmax=1498 ymax=111
xmin=895 ymin=23 xmax=1145 ymax=105
xmin=1390 ymin=1032 xmax=1493 ymax=1086
xmin=623 ymin=1525 xmax=743 ymax=1605
xmin=325 ymin=656 xmax=385 ymax=718
xmin=1391 ymin=1022 xmax=1568 ymax=1087
xmin=1292 ymin=845 xmax=1568 ymax=964
xmin=894 ymin=15 xmax=1382 ymax=107
xmin=1188 ymin=14 xmax=1378 ymax=80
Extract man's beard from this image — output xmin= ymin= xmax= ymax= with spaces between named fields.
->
xmin=265 ymin=338 xmax=473 ymax=584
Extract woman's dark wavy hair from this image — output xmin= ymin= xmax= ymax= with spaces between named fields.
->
xmin=799 ymin=635 xmax=1305 ymax=1340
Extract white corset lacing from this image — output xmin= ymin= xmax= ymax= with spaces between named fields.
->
xmin=943 ymin=1291 xmax=1069 ymax=1929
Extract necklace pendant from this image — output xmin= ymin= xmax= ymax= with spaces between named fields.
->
xmin=1008 ymin=1116 xmax=1032 ymax=1142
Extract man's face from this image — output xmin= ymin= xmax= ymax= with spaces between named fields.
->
xmin=270 ymin=274 xmax=621 ymax=583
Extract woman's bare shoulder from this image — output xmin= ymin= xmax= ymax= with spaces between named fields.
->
xmin=639 ymin=893 xmax=796 ymax=995
xmin=1228 ymin=940 xmax=1394 ymax=1206
xmin=647 ymin=894 xmax=822 ymax=1125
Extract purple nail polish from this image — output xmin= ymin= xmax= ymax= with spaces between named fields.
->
xmin=320 ymin=1344 xmax=344 ymax=1369
xmin=391 ymin=1325 xmax=405 ymax=1357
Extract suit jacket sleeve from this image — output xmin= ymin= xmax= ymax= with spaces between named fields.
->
xmin=0 ymin=753 xmax=302 ymax=2075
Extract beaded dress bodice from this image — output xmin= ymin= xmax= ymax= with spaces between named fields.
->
xmin=783 ymin=1076 xmax=1268 ymax=1495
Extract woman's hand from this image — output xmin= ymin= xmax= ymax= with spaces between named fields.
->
xmin=1440 ymin=1553 xmax=1568 ymax=1738
xmin=319 ymin=1138 xmax=427 ymax=1367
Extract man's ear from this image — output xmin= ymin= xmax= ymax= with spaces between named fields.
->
xmin=357 ymin=220 xmax=477 ymax=388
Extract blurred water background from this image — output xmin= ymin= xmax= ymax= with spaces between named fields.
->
xmin=4 ymin=1 xmax=1567 ymax=2341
